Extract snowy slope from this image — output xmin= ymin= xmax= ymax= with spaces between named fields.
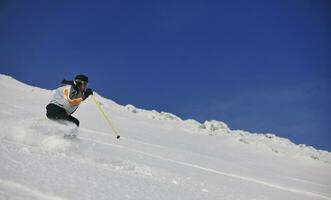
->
xmin=0 ymin=74 xmax=330 ymax=200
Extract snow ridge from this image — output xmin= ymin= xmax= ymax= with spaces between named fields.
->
xmin=123 ymin=92 xmax=330 ymax=164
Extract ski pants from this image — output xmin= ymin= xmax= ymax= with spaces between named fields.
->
xmin=46 ymin=103 xmax=80 ymax=127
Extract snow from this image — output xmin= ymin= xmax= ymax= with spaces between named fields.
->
xmin=0 ymin=73 xmax=330 ymax=200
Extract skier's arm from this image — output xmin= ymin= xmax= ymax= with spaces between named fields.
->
xmin=63 ymin=87 xmax=83 ymax=106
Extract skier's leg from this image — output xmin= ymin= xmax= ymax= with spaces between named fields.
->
xmin=67 ymin=115 xmax=80 ymax=127
xmin=46 ymin=103 xmax=79 ymax=127
xmin=46 ymin=103 xmax=67 ymax=120
xmin=46 ymin=104 xmax=79 ymax=138
xmin=63 ymin=116 xmax=79 ymax=139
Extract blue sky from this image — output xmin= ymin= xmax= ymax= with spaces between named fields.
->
xmin=0 ymin=0 xmax=330 ymax=150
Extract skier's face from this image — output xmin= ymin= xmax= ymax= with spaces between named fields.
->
xmin=76 ymin=80 xmax=88 ymax=92
xmin=79 ymin=83 xmax=86 ymax=92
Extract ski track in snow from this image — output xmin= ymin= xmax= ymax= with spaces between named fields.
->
xmin=78 ymin=128 xmax=331 ymax=200
xmin=0 ymin=179 xmax=66 ymax=200
xmin=287 ymin=177 xmax=331 ymax=188
xmin=2 ymin=130 xmax=330 ymax=200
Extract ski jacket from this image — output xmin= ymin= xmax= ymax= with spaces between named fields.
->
xmin=50 ymin=85 xmax=83 ymax=115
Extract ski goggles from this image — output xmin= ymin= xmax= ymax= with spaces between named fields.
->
xmin=75 ymin=80 xmax=88 ymax=86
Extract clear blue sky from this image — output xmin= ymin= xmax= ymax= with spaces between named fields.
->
xmin=0 ymin=0 xmax=330 ymax=150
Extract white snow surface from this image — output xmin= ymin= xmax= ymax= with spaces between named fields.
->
xmin=0 ymin=74 xmax=330 ymax=200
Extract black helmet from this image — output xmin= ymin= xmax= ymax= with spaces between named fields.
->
xmin=74 ymin=74 xmax=88 ymax=83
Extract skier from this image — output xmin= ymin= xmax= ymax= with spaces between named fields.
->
xmin=46 ymin=74 xmax=93 ymax=128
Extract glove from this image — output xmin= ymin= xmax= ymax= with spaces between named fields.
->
xmin=83 ymin=88 xmax=93 ymax=100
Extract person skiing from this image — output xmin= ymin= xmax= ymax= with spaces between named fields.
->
xmin=46 ymin=74 xmax=93 ymax=127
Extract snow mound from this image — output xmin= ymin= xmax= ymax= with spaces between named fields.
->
xmin=232 ymin=129 xmax=331 ymax=164
xmin=199 ymin=120 xmax=231 ymax=134
xmin=125 ymin=104 xmax=182 ymax=121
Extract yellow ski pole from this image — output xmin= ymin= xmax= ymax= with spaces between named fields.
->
xmin=92 ymin=95 xmax=121 ymax=139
